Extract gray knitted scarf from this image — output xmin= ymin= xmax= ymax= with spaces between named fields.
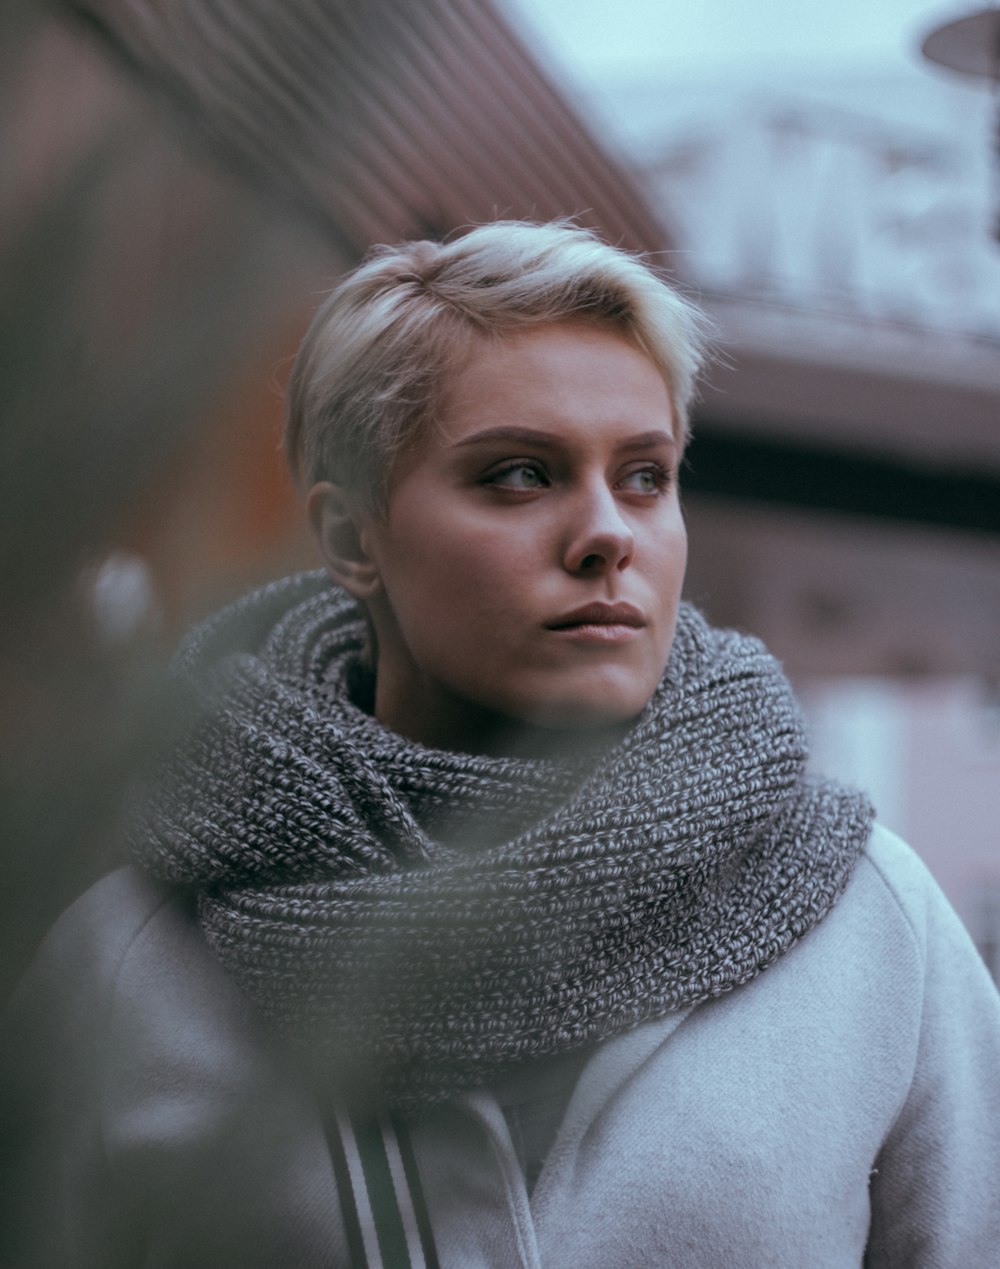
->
xmin=132 ymin=572 xmax=873 ymax=1113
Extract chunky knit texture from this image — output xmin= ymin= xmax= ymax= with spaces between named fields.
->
xmin=131 ymin=572 xmax=873 ymax=1113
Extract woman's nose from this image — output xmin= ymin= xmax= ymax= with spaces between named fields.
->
xmin=562 ymin=483 xmax=635 ymax=575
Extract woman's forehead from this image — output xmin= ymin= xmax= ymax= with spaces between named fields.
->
xmin=433 ymin=319 xmax=677 ymax=443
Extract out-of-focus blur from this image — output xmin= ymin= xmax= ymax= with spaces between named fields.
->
xmin=0 ymin=0 xmax=327 ymax=994
xmin=2 ymin=0 xmax=997 ymax=991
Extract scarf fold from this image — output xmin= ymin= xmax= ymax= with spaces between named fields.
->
xmin=131 ymin=572 xmax=873 ymax=1113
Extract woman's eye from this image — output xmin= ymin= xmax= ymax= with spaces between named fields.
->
xmin=485 ymin=462 xmax=548 ymax=490
xmin=619 ymin=465 xmax=671 ymax=495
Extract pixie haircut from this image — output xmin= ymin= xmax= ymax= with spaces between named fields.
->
xmin=285 ymin=220 xmax=709 ymax=512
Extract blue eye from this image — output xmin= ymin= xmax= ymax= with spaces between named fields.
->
xmin=486 ymin=462 xmax=548 ymax=489
xmin=619 ymin=465 xmax=671 ymax=494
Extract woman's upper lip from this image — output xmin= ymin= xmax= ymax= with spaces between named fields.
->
xmin=547 ymin=602 xmax=646 ymax=629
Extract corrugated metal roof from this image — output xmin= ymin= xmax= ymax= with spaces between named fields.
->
xmin=63 ymin=0 xmax=671 ymax=257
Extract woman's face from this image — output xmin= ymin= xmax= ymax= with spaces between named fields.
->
xmin=352 ymin=320 xmax=686 ymax=749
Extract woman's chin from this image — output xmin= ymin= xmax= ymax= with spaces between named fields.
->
xmin=506 ymin=670 xmax=659 ymax=733
xmin=507 ymin=691 xmax=649 ymax=736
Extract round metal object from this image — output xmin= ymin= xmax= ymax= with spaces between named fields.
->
xmin=921 ymin=8 xmax=1000 ymax=81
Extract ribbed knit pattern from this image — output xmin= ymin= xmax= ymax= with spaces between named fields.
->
xmin=131 ymin=572 xmax=873 ymax=1113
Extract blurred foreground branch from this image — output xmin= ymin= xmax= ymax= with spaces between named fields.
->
xmin=0 ymin=3 xmax=320 ymax=994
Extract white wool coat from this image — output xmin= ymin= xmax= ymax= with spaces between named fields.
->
xmin=2 ymin=824 xmax=999 ymax=1267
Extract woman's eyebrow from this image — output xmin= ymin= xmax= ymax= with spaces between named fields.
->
xmin=451 ymin=426 xmax=561 ymax=450
xmin=452 ymin=426 xmax=676 ymax=452
xmin=617 ymin=429 xmax=677 ymax=455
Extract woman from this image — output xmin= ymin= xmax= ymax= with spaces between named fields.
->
xmin=4 ymin=221 xmax=999 ymax=1267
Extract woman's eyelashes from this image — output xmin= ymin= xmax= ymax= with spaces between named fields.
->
xmin=618 ymin=463 xmax=674 ymax=495
xmin=481 ymin=460 xmax=549 ymax=490
xmin=480 ymin=459 xmax=675 ymax=496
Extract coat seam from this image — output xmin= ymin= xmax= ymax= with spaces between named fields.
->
xmin=857 ymin=845 xmax=927 ymax=975
xmin=96 ymin=880 xmax=187 ymax=1179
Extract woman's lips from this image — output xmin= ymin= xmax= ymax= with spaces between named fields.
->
xmin=546 ymin=603 xmax=646 ymax=642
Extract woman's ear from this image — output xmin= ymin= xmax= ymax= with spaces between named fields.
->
xmin=306 ymin=482 xmax=382 ymax=600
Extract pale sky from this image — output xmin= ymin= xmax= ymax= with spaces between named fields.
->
xmin=500 ymin=0 xmax=959 ymax=82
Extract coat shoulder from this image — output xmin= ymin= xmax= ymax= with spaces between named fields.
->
xmin=4 ymin=867 xmax=185 ymax=1037
xmin=855 ymin=822 xmax=986 ymax=974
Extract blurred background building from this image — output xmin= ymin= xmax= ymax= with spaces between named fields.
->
xmin=3 ymin=0 xmax=998 ymax=985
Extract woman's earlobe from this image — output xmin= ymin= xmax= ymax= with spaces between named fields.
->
xmin=306 ymin=482 xmax=382 ymax=599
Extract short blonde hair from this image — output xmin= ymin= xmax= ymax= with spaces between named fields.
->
xmin=285 ymin=220 xmax=709 ymax=511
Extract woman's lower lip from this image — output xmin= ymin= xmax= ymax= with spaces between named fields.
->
xmin=548 ymin=623 xmax=643 ymax=642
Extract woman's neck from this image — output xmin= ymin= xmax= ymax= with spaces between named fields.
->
xmin=370 ymin=671 xmax=630 ymax=761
